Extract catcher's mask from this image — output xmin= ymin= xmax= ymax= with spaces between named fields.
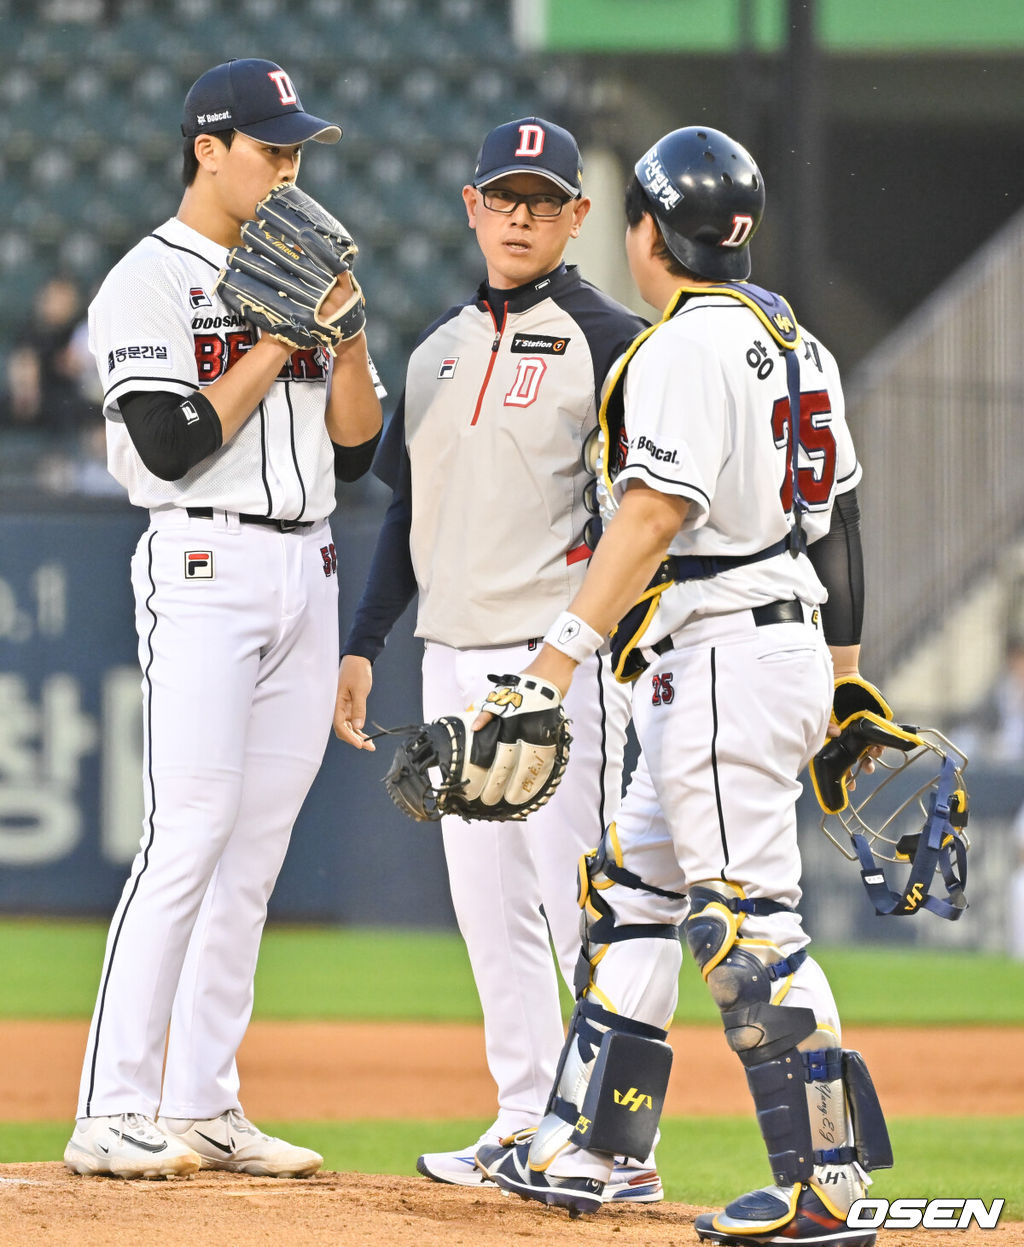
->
xmin=819 ymin=727 xmax=970 ymax=921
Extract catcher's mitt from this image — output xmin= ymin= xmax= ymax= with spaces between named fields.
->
xmin=384 ymin=674 xmax=572 ymax=822
xmin=216 ymin=183 xmax=366 ymax=355
xmin=808 ymin=676 xmax=922 ymax=815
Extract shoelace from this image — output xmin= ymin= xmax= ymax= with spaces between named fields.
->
xmin=220 ymin=1109 xmax=263 ymax=1140
xmin=116 ymin=1113 xmax=163 ymax=1141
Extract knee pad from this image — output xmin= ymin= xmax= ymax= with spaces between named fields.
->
xmin=534 ymin=996 xmax=672 ymax=1166
xmin=683 ymin=882 xmax=891 ymax=1189
xmin=572 ymin=824 xmax=683 ymax=999
xmin=684 ymin=881 xmax=808 ymax=1016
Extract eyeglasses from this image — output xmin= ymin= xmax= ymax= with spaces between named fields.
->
xmin=480 ymin=187 xmax=572 ymax=218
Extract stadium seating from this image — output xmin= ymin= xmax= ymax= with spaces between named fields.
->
xmin=2 ymin=0 xmax=585 ymax=401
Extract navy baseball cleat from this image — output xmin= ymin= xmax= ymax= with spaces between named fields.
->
xmin=481 ymin=1137 xmax=604 ymax=1218
xmin=695 ymin=1182 xmax=876 ymax=1247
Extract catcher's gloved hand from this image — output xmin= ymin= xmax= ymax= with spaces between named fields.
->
xmin=215 ymin=183 xmax=366 ymax=356
xmin=809 ymin=676 xmax=923 ymax=814
xmin=384 ymin=674 xmax=572 ymax=823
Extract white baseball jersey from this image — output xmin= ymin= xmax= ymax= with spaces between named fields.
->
xmin=90 ymin=216 xmax=383 ymax=519
xmin=602 ymin=288 xmax=859 ymax=647
xmin=75 ymin=212 xmax=381 ymax=1125
xmin=564 ymin=285 xmax=857 ymax=1137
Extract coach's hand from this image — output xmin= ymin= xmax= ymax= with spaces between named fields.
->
xmin=335 ymin=654 xmax=375 ymax=750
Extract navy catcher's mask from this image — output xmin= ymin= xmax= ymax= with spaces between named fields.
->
xmin=819 ymin=728 xmax=970 ymax=921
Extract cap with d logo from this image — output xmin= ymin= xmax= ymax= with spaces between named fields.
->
xmin=473 ymin=117 xmax=582 ymax=198
xmin=182 ymin=58 xmax=342 ymax=145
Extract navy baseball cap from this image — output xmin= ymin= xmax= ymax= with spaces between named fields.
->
xmin=473 ymin=117 xmax=583 ymax=198
xmin=182 ymin=59 xmax=342 ymax=144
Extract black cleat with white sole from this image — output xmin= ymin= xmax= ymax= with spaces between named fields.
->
xmin=487 ymin=1139 xmax=604 ymax=1218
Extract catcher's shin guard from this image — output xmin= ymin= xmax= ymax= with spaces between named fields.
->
xmin=684 ymin=882 xmax=891 ymax=1199
xmin=531 ymin=997 xmax=672 ymax=1170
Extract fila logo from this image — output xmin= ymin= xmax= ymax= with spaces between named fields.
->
xmin=437 ymin=357 xmax=459 ymax=379
xmin=180 ymin=401 xmax=200 ymax=426
xmin=613 ymin=1087 xmax=654 ymax=1112
xmin=267 ymin=69 xmax=298 ymax=105
xmin=189 ymin=288 xmax=212 ymax=309
xmin=722 ymin=213 xmax=755 ymax=247
xmin=515 ymin=123 xmax=545 ymax=157
xmin=185 ymin=551 xmax=214 ymax=579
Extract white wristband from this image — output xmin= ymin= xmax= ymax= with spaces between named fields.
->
xmin=542 ymin=611 xmax=604 ymax=665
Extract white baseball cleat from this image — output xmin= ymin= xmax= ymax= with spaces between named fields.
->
xmin=604 ymin=1157 xmax=664 ymax=1203
xmin=417 ymin=1130 xmax=500 ymax=1186
xmin=158 ymin=1109 xmax=322 ymax=1178
xmin=64 ymin=1113 xmax=201 ymax=1179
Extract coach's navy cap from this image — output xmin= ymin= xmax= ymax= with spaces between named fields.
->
xmin=182 ymin=58 xmax=342 ymax=144
xmin=473 ymin=117 xmax=583 ymax=197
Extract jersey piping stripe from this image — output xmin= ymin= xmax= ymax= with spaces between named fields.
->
xmin=84 ymin=531 xmax=161 ymax=1115
xmin=594 ymin=649 xmax=611 ymax=833
xmin=103 ymin=376 xmax=201 ymax=404
xmin=258 ymin=398 xmax=272 ymax=514
xmin=708 ymin=646 xmax=731 ymax=876
xmin=148 ymin=231 xmax=221 ymax=272
xmin=284 ymin=381 xmax=307 ymax=519
xmin=621 ymin=464 xmax=712 ymax=506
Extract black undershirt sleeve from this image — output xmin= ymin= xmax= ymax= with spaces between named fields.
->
xmin=807 ymin=487 xmax=865 ymax=647
xmin=119 ymin=390 xmax=222 ymax=481
xmin=333 ymin=428 xmax=382 ymax=482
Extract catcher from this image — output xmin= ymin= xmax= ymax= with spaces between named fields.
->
xmin=64 ymin=58 xmax=383 ymax=1181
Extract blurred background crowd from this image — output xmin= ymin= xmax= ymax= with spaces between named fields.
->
xmin=3 ymin=0 xmax=1024 ymax=954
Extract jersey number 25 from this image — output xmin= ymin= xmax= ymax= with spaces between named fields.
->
xmin=771 ymin=389 xmax=837 ymax=510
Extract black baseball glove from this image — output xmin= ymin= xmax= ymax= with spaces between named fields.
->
xmin=384 ymin=674 xmax=572 ymax=822
xmin=215 ymin=183 xmax=366 ymax=355
xmin=808 ymin=676 xmax=922 ymax=814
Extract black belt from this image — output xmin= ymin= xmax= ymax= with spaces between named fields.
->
xmin=652 ymin=598 xmax=806 ymax=656
xmin=186 ymin=506 xmax=314 ymax=534
xmin=751 ymin=598 xmax=805 ymax=627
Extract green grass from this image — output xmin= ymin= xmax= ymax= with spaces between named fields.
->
xmin=5 ymin=1118 xmax=1021 ymax=1220
xmin=2 ymin=920 xmax=1021 ymax=1221
xmin=3 ymin=918 xmax=1023 ymax=1024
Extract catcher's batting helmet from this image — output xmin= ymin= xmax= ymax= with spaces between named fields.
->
xmin=634 ymin=126 xmax=765 ymax=280
xmin=819 ymin=727 xmax=970 ymax=921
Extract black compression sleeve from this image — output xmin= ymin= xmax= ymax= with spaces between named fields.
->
xmin=333 ymin=428 xmax=382 ymax=482
xmin=343 ymin=462 xmax=418 ymax=662
xmin=120 ymin=390 xmax=222 ymax=481
xmin=807 ymin=487 xmax=864 ymax=646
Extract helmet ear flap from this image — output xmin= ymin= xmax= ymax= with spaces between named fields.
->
xmin=634 ymin=126 xmax=765 ymax=281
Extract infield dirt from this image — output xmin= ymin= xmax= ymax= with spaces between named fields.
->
xmin=1 ymin=1019 xmax=1021 ymax=1246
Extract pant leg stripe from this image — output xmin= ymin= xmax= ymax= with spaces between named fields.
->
xmin=84 ymin=531 xmax=160 ymax=1116
xmin=709 ymin=647 xmax=731 ymax=874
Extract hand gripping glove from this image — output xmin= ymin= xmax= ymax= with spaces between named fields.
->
xmin=384 ymin=674 xmax=572 ymax=823
xmin=215 ymin=183 xmax=366 ymax=355
xmin=809 ymin=676 xmax=923 ymax=814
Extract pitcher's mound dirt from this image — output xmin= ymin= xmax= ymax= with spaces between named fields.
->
xmin=2 ymin=1020 xmax=1022 ymax=1246
xmin=1 ymin=1166 xmax=1021 ymax=1247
